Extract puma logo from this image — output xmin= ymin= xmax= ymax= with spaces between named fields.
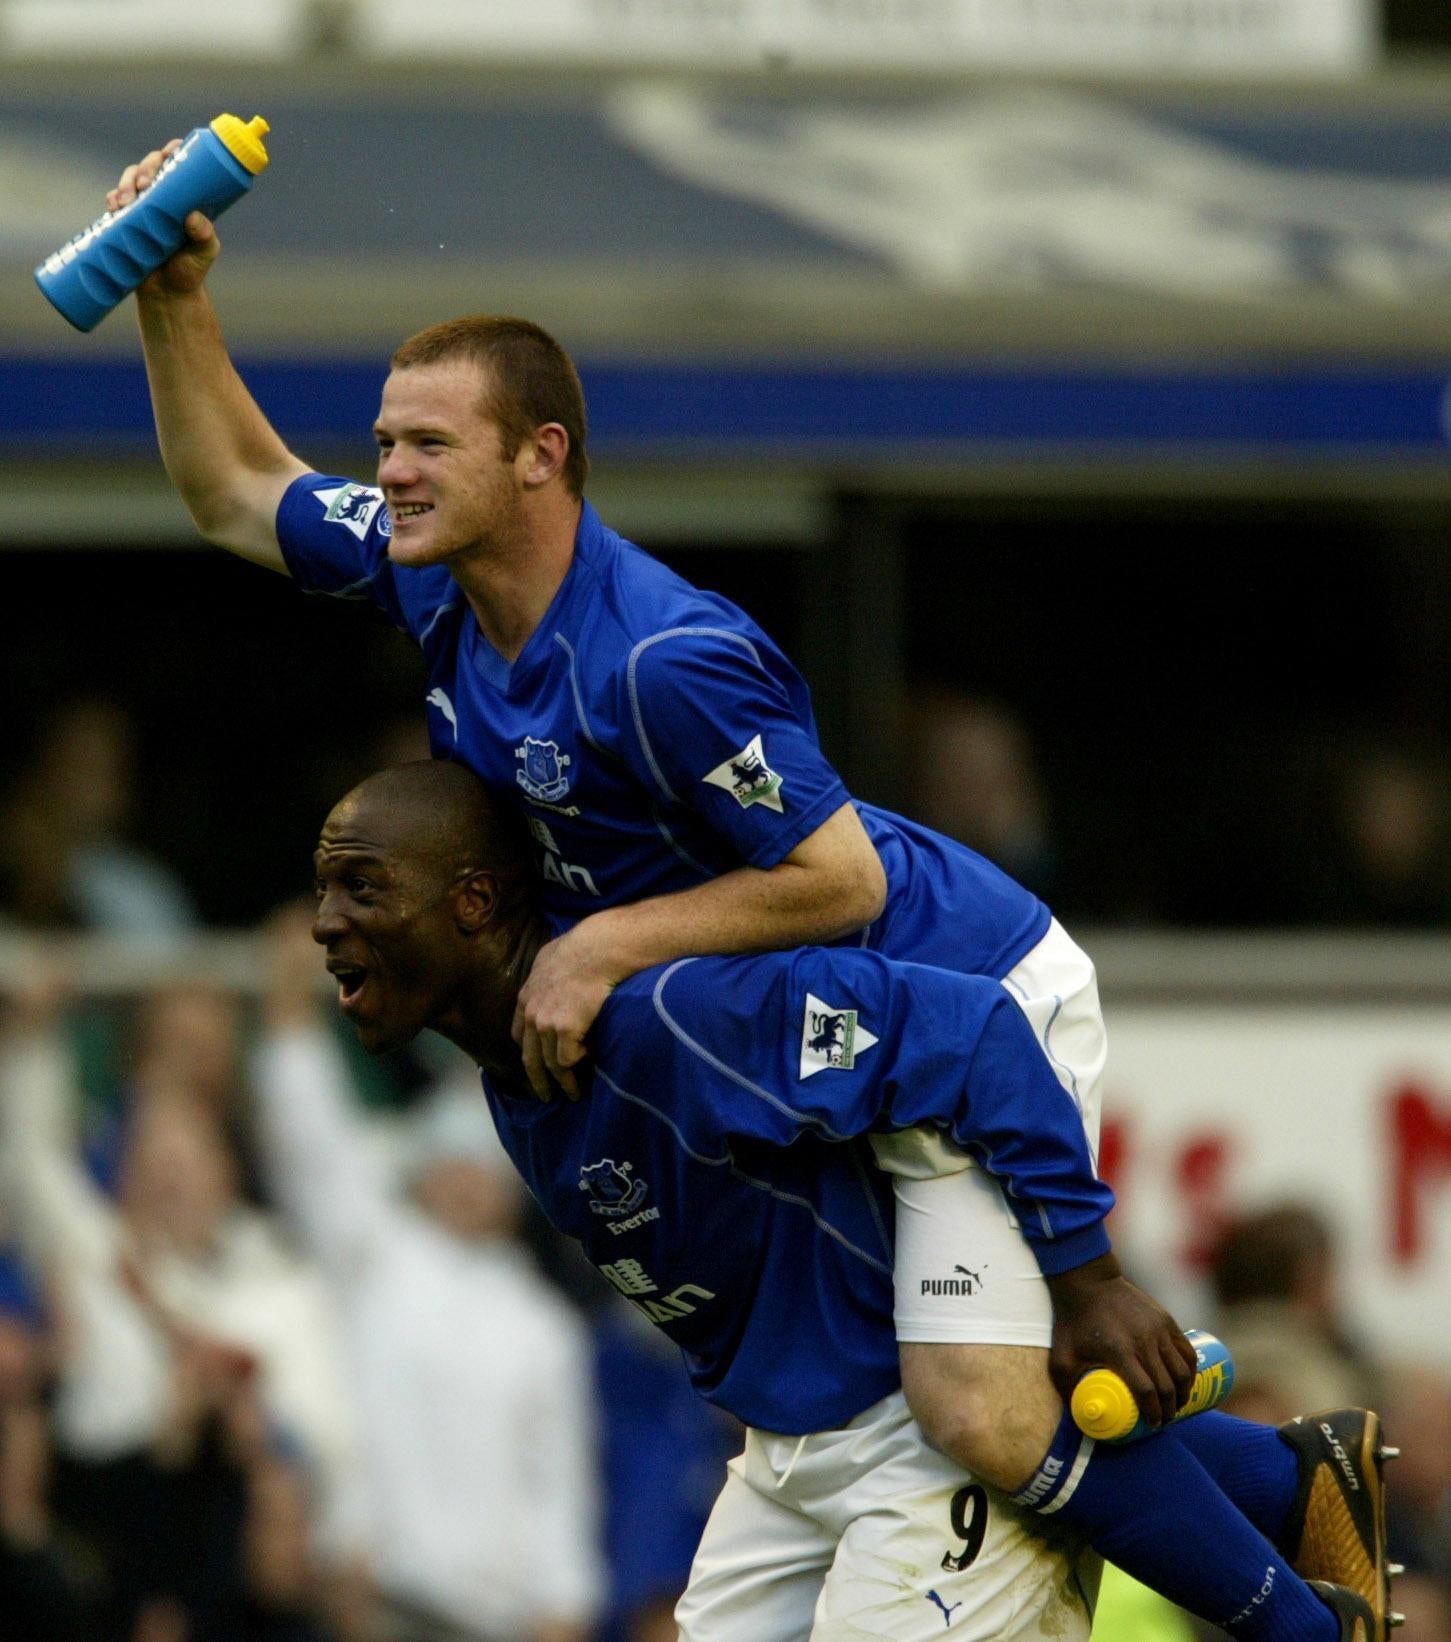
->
xmin=926 ymin=1589 xmax=962 ymax=1627
xmin=425 ymin=687 xmax=459 ymax=743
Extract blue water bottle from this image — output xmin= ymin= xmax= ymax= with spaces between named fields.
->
xmin=34 ymin=113 xmax=270 ymax=332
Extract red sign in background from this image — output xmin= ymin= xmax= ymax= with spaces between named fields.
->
xmin=1095 ymin=1009 xmax=1451 ymax=1354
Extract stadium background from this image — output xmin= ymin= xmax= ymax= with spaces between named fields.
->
xmin=1 ymin=2 xmax=1450 ymax=1638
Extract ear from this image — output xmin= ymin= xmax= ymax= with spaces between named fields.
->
xmin=452 ymin=870 xmax=500 ymax=934
xmin=519 ymin=422 xmax=569 ymax=490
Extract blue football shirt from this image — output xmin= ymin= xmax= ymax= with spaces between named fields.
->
xmin=277 ymin=480 xmax=1049 ymax=975
xmin=485 ymin=945 xmax=1112 ymax=1433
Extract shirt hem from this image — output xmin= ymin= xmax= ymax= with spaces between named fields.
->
xmin=986 ymin=901 xmax=1055 ymax=981
xmin=738 ymin=780 xmax=851 ymax=872
xmin=735 ymin=1371 xmax=902 ymax=1438
xmin=275 ymin=473 xmax=317 ymax=584
xmin=1030 ymin=1223 xmax=1113 ymax=1277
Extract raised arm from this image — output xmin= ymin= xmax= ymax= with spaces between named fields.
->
xmin=251 ymin=908 xmax=398 ymax=1277
xmin=119 ymin=141 xmax=310 ymax=570
xmin=0 ymin=987 xmax=122 ymax=1289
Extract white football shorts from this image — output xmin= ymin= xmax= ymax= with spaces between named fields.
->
xmin=869 ymin=918 xmax=1108 ymax=1345
xmin=676 ymin=1389 xmax=1098 ymax=1641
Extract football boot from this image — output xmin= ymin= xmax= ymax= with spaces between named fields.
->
xmin=1280 ymin=1409 xmax=1400 ymax=1634
xmin=1307 ymin=1578 xmax=1403 ymax=1641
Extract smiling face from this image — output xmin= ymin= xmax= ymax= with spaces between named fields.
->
xmin=312 ymin=791 xmax=470 ymax=1055
xmin=373 ymin=359 xmax=524 ymax=570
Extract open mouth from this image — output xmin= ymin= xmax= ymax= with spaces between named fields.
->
xmin=391 ymin=503 xmax=434 ymax=523
xmin=328 ymin=962 xmax=370 ymax=1011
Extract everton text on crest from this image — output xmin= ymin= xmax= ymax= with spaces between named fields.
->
xmin=515 ymin=736 xmax=573 ymax=805
xmin=579 ymin=1158 xmax=660 ymax=1234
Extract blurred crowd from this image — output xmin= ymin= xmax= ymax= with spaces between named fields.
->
xmin=0 ymin=699 xmax=739 ymax=1642
xmin=0 ymin=917 xmax=738 ymax=1642
xmin=904 ymin=686 xmax=1451 ymax=926
xmin=0 ymin=696 xmax=1446 ymax=1641
xmin=1210 ymin=1203 xmax=1451 ymax=1639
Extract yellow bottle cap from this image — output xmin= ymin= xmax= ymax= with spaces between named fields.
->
xmin=210 ymin=113 xmax=271 ymax=175
xmin=1070 ymin=1369 xmax=1140 ymax=1441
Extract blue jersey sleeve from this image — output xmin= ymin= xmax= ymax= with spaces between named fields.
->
xmin=275 ymin=473 xmax=453 ymax=641
xmin=620 ymin=628 xmax=850 ymax=870
xmin=635 ymin=949 xmax=1112 ymax=1276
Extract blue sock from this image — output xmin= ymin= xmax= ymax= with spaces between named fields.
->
xmin=1015 ymin=1409 xmax=1334 ymax=1639
xmin=1165 ymin=1412 xmax=1300 ymax=1544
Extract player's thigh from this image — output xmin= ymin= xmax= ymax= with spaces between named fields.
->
xmin=676 ymin=1451 xmax=836 ymax=1642
xmin=808 ymin=1420 xmax=1096 ymax=1641
xmin=899 ymin=1340 xmax=1061 ymax=1493
xmin=890 ymin=1164 xmax=1062 ymax=1488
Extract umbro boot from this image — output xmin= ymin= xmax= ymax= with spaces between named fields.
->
xmin=1279 ymin=1410 xmax=1399 ymax=1633
xmin=1307 ymin=1580 xmax=1381 ymax=1642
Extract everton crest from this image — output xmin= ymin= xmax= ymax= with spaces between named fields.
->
xmin=514 ymin=736 xmax=573 ymax=804
xmin=579 ymin=1158 xmax=649 ymax=1218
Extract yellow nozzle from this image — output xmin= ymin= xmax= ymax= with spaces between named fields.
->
xmin=211 ymin=113 xmax=270 ymax=175
xmin=1070 ymin=1369 xmax=1140 ymax=1442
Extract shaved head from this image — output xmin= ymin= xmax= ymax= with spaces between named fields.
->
xmin=328 ymin=760 xmax=533 ymax=919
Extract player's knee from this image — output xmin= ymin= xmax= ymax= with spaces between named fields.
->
xmin=906 ymin=1379 xmax=1012 ymax=1489
xmin=901 ymin=1342 xmax=1062 ymax=1494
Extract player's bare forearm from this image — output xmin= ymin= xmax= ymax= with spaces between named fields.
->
xmin=513 ymin=802 xmax=886 ymax=1097
xmin=590 ymin=824 xmax=885 ymax=973
xmin=111 ymin=139 xmax=307 ymax=569
xmin=1045 ymin=1252 xmax=1197 ymax=1428
xmin=136 ymin=280 xmax=307 ymax=570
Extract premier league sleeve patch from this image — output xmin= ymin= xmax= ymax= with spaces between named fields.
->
xmin=799 ymin=992 xmax=878 ymax=1079
xmin=314 ymin=483 xmax=392 ymax=541
xmin=702 ymin=733 xmax=784 ymax=813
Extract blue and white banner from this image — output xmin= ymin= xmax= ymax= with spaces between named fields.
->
xmin=605 ymin=82 xmax=1451 ymax=304
xmin=8 ymin=83 xmax=1441 ymax=314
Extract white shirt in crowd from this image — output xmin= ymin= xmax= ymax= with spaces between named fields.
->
xmin=254 ymin=1026 xmax=604 ymax=1640
xmin=0 ymin=1027 xmax=362 ymax=1552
